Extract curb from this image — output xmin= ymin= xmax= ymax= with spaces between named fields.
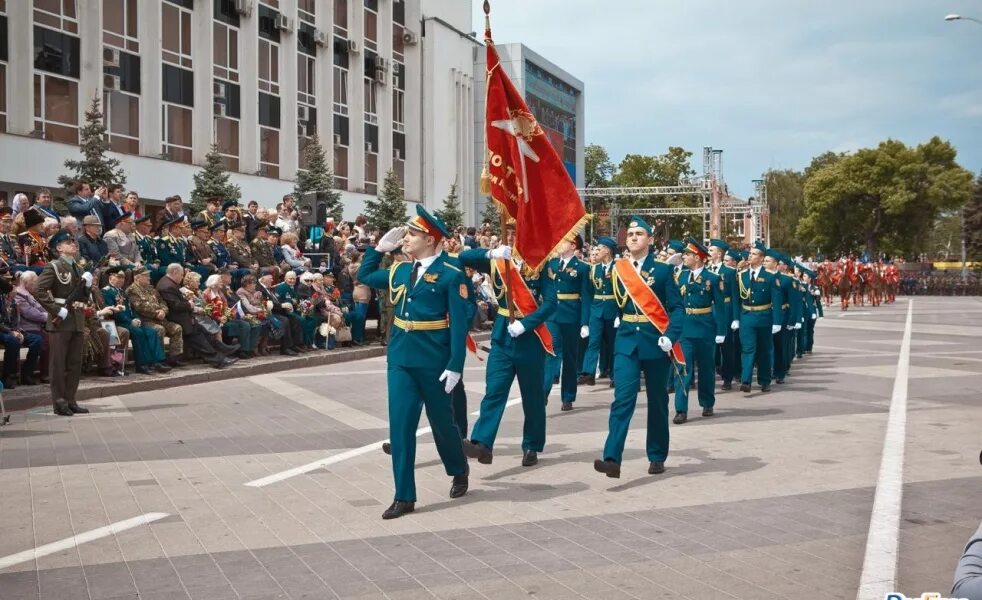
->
xmin=3 ymin=331 xmax=491 ymax=414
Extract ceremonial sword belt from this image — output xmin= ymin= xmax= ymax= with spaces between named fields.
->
xmin=556 ymin=293 xmax=581 ymax=300
xmin=742 ymin=303 xmax=772 ymax=312
xmin=685 ymin=307 xmax=713 ymax=315
xmin=392 ymin=317 xmax=449 ymax=332
xmin=781 ymin=303 xmax=790 ymax=309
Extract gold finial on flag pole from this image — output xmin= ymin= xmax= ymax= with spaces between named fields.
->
xmin=483 ymin=1 xmax=492 ymax=42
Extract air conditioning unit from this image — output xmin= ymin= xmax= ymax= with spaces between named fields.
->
xmin=274 ymin=13 xmax=292 ymax=32
xmin=347 ymin=39 xmax=359 ymax=53
xmin=333 ymin=134 xmax=343 ymax=145
xmin=103 ymin=48 xmax=120 ymax=68
xmin=365 ymin=142 xmax=375 ymax=153
xmin=103 ymin=74 xmax=121 ymax=90
xmin=313 ymin=28 xmax=328 ymax=46
xmin=234 ymin=0 xmax=252 ymax=17
xmin=215 ymin=103 xmax=228 ymax=117
xmin=374 ymin=69 xmax=386 ymax=84
xmin=213 ymin=81 xmax=228 ymax=100
xmin=297 ymin=105 xmax=310 ymax=121
xmin=394 ymin=148 xmax=402 ymax=160
xmin=402 ymin=31 xmax=418 ymax=46
xmin=374 ymin=56 xmax=388 ymax=71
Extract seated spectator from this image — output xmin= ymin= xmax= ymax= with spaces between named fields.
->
xmin=103 ymin=212 xmax=141 ymax=267
xmin=281 ymin=231 xmax=311 ymax=272
xmin=83 ymin=274 xmax=130 ymax=377
xmin=102 ymin=267 xmax=171 ymax=375
xmin=156 ymin=264 xmax=236 ymax=369
xmin=235 ymin=274 xmax=271 ymax=355
xmin=78 ymin=215 xmax=108 ymax=269
xmin=13 ymin=271 xmax=49 ymax=384
xmin=60 ymin=216 xmax=79 ymax=238
xmin=127 ymin=266 xmax=185 ymax=368
xmin=256 ymin=271 xmax=303 ymax=355
xmin=203 ymin=274 xmax=260 ymax=359
xmin=349 ymin=253 xmax=371 ymax=346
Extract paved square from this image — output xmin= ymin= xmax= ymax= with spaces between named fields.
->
xmin=0 ymin=298 xmax=979 ymax=599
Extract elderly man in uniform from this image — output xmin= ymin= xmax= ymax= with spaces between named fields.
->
xmin=249 ymin=222 xmax=277 ymax=275
xmin=102 ymin=266 xmax=171 ymax=375
xmin=579 ymin=236 xmax=618 ymax=387
xmin=541 ymin=236 xmax=592 ymax=411
xmin=358 ymin=205 xmax=471 ymax=520
xmin=673 ymin=239 xmax=727 ymax=424
xmin=737 ymin=242 xmax=784 ymax=393
xmin=103 ymin=212 xmax=141 ymax=268
xmin=187 ymin=219 xmax=218 ymax=283
xmin=33 ymin=229 xmax=91 ymax=416
xmin=593 ymin=217 xmax=683 ymax=478
xmin=128 ymin=266 xmax=185 ymax=368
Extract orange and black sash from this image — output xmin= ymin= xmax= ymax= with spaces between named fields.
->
xmin=494 ymin=259 xmax=555 ymax=355
xmin=612 ymin=259 xmax=685 ymax=367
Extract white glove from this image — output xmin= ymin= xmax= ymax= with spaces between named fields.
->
xmin=786 ymin=325 xmax=794 ymax=331
xmin=794 ymin=322 xmax=802 ymax=330
xmin=579 ymin=325 xmax=589 ymax=339
xmin=771 ymin=325 xmax=782 ymax=334
xmin=613 ymin=317 xmax=620 ymax=329
xmin=438 ymin=370 xmax=461 ymax=394
xmin=715 ymin=335 xmax=725 ymax=344
xmin=281 ymin=302 xmax=292 ymax=310
xmin=507 ymin=320 xmax=526 ymax=337
xmin=57 ymin=307 xmax=68 ymax=320
xmin=489 ymin=245 xmax=512 ymax=260
xmin=730 ymin=320 xmax=739 ymax=331
xmin=82 ymin=272 xmax=93 ymax=286
xmin=667 ymin=253 xmax=683 ymax=267
xmin=657 ymin=336 xmax=672 ymax=353
xmin=266 ymin=301 xmax=274 ymax=311
xmin=375 ymin=227 xmax=405 ymax=253
xmin=811 ymin=313 xmax=817 ymax=320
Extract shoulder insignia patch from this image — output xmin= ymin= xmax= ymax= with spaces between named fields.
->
xmin=459 ymin=283 xmax=469 ymax=299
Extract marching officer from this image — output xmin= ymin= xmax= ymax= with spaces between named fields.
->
xmin=707 ymin=240 xmax=740 ymax=390
xmin=594 ymin=217 xmax=683 ymax=478
xmin=358 ymin=205 xmax=471 ymax=520
xmin=737 ymin=242 xmax=784 ymax=393
xmin=673 ymin=239 xmax=727 ymax=424
xmin=772 ymin=252 xmax=801 ymax=384
xmin=579 ymin=236 xmax=618 ymax=387
xmin=458 ymin=222 xmax=556 ymax=468
xmin=542 ymin=236 xmax=592 ymax=411
xmin=33 ymin=229 xmax=90 ymax=416
xmin=801 ymin=267 xmax=823 ymax=354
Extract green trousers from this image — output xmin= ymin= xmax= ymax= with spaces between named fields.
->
xmin=470 ymin=340 xmax=546 ymax=453
xmin=603 ymin=352 xmax=671 ymax=464
xmin=675 ymin=337 xmax=716 ymax=413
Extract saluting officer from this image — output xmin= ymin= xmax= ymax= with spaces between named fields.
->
xmin=542 ymin=236 xmax=592 ymax=411
xmin=358 ymin=205 xmax=471 ymax=520
xmin=579 ymin=236 xmax=619 ymax=387
xmin=594 ymin=217 xmax=683 ymax=478
xmin=737 ymin=242 xmax=784 ymax=393
xmin=673 ymin=239 xmax=727 ymax=424
xmin=707 ymin=240 xmax=740 ymax=390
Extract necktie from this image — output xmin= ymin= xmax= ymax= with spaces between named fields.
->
xmin=559 ymin=259 xmax=566 ymax=272
xmin=633 ymin=260 xmax=640 ymax=271
xmin=410 ymin=261 xmax=421 ymax=287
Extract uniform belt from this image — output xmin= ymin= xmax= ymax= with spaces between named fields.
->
xmin=685 ymin=307 xmax=712 ymax=315
xmin=392 ymin=317 xmax=449 ymax=332
xmin=742 ymin=303 xmax=771 ymax=312
xmin=557 ymin=293 xmax=581 ymax=300
xmin=593 ymin=294 xmax=615 ymax=300
xmin=497 ymin=306 xmax=526 ymax=319
xmin=781 ymin=303 xmax=789 ymax=309
xmin=723 ymin=298 xmax=731 ymax=303
xmin=621 ymin=314 xmax=650 ymax=323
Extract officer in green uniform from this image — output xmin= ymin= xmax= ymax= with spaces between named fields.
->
xmin=737 ymin=242 xmax=784 ymax=393
xmin=542 ymin=236 xmax=592 ymax=411
xmin=772 ymin=252 xmax=801 ymax=384
xmin=155 ymin=217 xmax=188 ymax=268
xmin=673 ymin=239 xmax=727 ymax=424
xmin=209 ymin=222 xmax=232 ymax=269
xmin=707 ymin=240 xmax=740 ymax=390
xmin=579 ymin=237 xmax=619 ymax=386
xmin=135 ymin=216 xmax=165 ymax=285
xmin=101 ymin=267 xmax=172 ymax=375
xmin=357 ymin=205 xmax=470 ymax=520
xmin=801 ymin=267 xmax=822 ymax=353
xmin=594 ymin=217 xmax=683 ymax=478
xmin=458 ymin=222 xmax=556 ymax=468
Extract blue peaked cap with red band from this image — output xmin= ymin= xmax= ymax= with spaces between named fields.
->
xmin=408 ymin=204 xmax=450 ymax=241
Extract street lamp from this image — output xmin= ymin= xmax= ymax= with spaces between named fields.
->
xmin=944 ymin=14 xmax=976 ymax=278
xmin=945 ymin=14 xmax=982 ymax=25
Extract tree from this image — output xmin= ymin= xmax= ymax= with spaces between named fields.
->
xmin=190 ymin=144 xmax=241 ymax=215
xmin=611 ymin=146 xmax=697 ymax=240
xmin=584 ymin=143 xmax=615 ymax=189
xmin=965 ymin=172 xmax=982 ymax=260
xmin=480 ymin=200 xmax=501 ymax=236
xmin=57 ymin=95 xmax=126 ymax=192
xmin=764 ymin=169 xmax=807 ymax=255
xmin=798 ymin=137 xmax=974 ymax=257
xmin=434 ymin=182 xmax=464 ymax=231
xmin=363 ymin=169 xmax=408 ymax=232
xmin=294 ymin=134 xmax=343 ymax=221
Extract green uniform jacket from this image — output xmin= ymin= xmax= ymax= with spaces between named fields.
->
xmin=589 ymin=262 xmax=619 ymax=320
xmin=545 ymin=256 xmax=592 ymax=326
xmin=612 ymin=255 xmax=683 ymax=360
xmin=155 ymin=235 xmax=187 ymax=267
xmin=709 ymin=263 xmax=739 ymax=323
xmin=778 ymin=272 xmax=802 ymax=326
xmin=101 ymin=285 xmax=138 ymax=328
xmin=678 ymin=268 xmax=727 ymax=339
xmin=359 ymin=247 xmax=470 ymax=373
xmin=33 ymin=257 xmax=86 ymax=332
xmin=737 ymin=268 xmax=784 ymax=327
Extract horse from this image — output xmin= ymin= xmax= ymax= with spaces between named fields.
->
xmin=837 ymin=260 xmax=854 ymax=310
xmin=851 ymin=263 xmax=866 ymax=308
xmin=816 ymin=264 xmax=835 ymax=307
xmin=866 ymin=265 xmax=882 ymax=307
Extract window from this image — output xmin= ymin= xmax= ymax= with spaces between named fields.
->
xmin=333 ymin=114 xmax=348 ymax=190
xmin=215 ymin=116 xmax=239 ymax=171
xmin=103 ymin=89 xmax=138 ymax=154
xmin=34 ymin=26 xmax=80 ymax=78
xmin=392 ymin=88 xmax=404 ymax=133
xmin=393 ymin=0 xmax=404 ymax=25
xmin=162 ymin=1 xmax=192 ymax=68
xmin=363 ymin=3 xmax=377 ymax=51
xmin=0 ymin=64 xmax=6 ymax=132
xmin=258 ymin=92 xmax=279 ymax=128
xmin=333 ymin=40 xmax=348 ymax=116
xmin=259 ymin=127 xmax=279 ymax=179
xmin=103 ymin=0 xmax=138 ymax=53
xmin=298 ymin=0 xmax=314 ymax=24
xmin=162 ymin=64 xmax=193 ymax=106
xmin=334 ymin=0 xmax=347 ymax=36
xmin=297 ymin=53 xmax=314 ymax=106
xmin=392 ymin=24 xmax=404 ymax=60
xmin=297 ymin=22 xmax=316 ymax=56
xmin=162 ymin=103 xmax=192 ymax=163
xmin=33 ymin=73 xmax=78 ymax=143
xmin=257 ymin=4 xmax=279 ymax=43
xmin=258 ymin=39 xmax=279 ymax=94
xmin=365 ymin=122 xmax=378 ymax=193
xmin=33 ymin=0 xmax=77 ymax=34
xmin=363 ymin=77 xmax=377 ymax=124
xmin=214 ymin=22 xmax=238 ymax=82
xmin=213 ymin=0 xmax=240 ymax=27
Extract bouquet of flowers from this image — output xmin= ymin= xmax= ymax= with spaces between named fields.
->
xmin=299 ymin=299 xmax=314 ymax=317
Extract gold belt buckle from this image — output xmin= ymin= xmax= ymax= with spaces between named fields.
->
xmin=405 ymin=320 xmax=414 ymax=331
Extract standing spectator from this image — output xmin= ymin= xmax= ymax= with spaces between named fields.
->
xmin=317 ymin=217 xmax=340 ymax=273
xmin=348 ymin=252 xmax=371 ymax=346
xmin=122 ymin=191 xmax=141 ymax=218
xmin=274 ymin=199 xmax=299 ymax=236
xmin=197 ymin=196 xmax=223 ymax=228
xmin=13 ymin=271 xmax=50 ymax=384
xmin=11 ymin=192 xmax=30 ymax=217
xmin=102 ymin=267 xmax=171 ymax=375
xmin=33 ymin=188 xmax=60 ymax=221
xmin=151 ymin=195 xmax=185 ymax=234
xmin=77 ymin=216 xmax=108 ymax=268
xmin=67 ymin=181 xmax=104 ymax=225
xmin=464 ymin=227 xmax=479 ymax=249
xmin=100 ymin=184 xmax=126 ymax=230
xmin=243 ymin=200 xmax=261 ymax=241
xmin=353 ymin=215 xmax=368 ymax=244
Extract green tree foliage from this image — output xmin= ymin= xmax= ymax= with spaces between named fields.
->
xmin=764 ymin=169 xmax=807 ymax=255
xmin=480 ymin=200 xmax=501 ymax=236
xmin=611 ymin=146 xmax=697 ymax=238
xmin=584 ymin=143 xmax=615 ymax=189
xmin=57 ymin=95 xmax=126 ymax=192
xmin=964 ymin=172 xmax=982 ymax=260
xmin=363 ymin=170 xmax=408 ymax=232
xmin=294 ymin=134 xmax=342 ymax=221
xmin=434 ymin=182 xmax=464 ymax=231
xmin=190 ymin=144 xmax=241 ymax=215
xmin=798 ymin=137 xmax=973 ymax=257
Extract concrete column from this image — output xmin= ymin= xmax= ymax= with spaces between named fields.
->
xmin=348 ymin=1 xmax=365 ymax=191
xmin=191 ymin=0 xmax=215 ymax=165
xmin=403 ymin=2 xmax=421 ymax=203
xmin=239 ymin=8 xmax=259 ymax=173
xmin=77 ymin=0 xmax=101 ymax=129
xmin=139 ymin=1 xmax=163 ymax=157
xmin=376 ymin=0 xmax=393 ymax=182
xmin=279 ymin=0 xmax=299 ymax=180
xmin=7 ymin=0 xmax=34 ymax=135
xmin=316 ymin=1 xmax=334 ymax=162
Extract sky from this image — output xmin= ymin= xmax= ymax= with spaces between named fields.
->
xmin=472 ymin=1 xmax=982 ymax=198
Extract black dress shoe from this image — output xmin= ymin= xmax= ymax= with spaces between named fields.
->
xmin=702 ymin=408 xmax=714 ymax=417
xmin=561 ymin=402 xmax=573 ymax=411
xmin=154 ymin=363 xmax=172 ymax=373
xmin=521 ymin=451 xmax=538 ymax=467
xmin=593 ymin=459 xmax=620 ymax=478
xmin=281 ymin=348 xmax=299 ymax=356
xmin=166 ymin=358 xmax=187 ymax=368
xmin=608 ymin=379 xmax=614 ymax=388
xmin=673 ymin=412 xmax=687 ymax=425
xmin=68 ymin=403 xmax=89 ymax=414
xmin=577 ymin=374 xmax=595 ymax=386
xmin=721 ymin=382 xmax=732 ymax=391
xmin=449 ymin=470 xmax=469 ymax=498
xmin=20 ymin=374 xmax=39 ymax=386
xmin=461 ymin=439 xmax=493 ymax=464
xmin=381 ymin=501 xmax=415 ymax=520
xmin=598 ymin=371 xmax=610 ymax=380
xmin=648 ymin=461 xmax=665 ymax=475
xmin=53 ymin=403 xmax=73 ymax=416
xmin=212 ymin=359 xmax=229 ymax=369
xmin=775 ymin=378 xmax=785 ymax=384
xmin=740 ymin=383 xmax=751 ymax=393
xmin=136 ymin=365 xmax=153 ymax=375
xmin=761 ymin=384 xmax=771 ymax=392
xmin=552 ymin=376 xmax=559 ymax=385
xmin=381 ymin=442 xmax=392 ymax=455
